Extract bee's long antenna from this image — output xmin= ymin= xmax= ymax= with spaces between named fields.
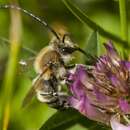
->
xmin=76 ymin=47 xmax=88 ymax=57
xmin=0 ymin=4 xmax=60 ymax=40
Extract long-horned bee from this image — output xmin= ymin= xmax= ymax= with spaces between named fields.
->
xmin=0 ymin=4 xmax=93 ymax=109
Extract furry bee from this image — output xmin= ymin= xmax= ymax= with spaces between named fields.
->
xmin=23 ymin=32 xmax=89 ymax=109
xmin=23 ymin=34 xmax=81 ymax=109
xmin=0 ymin=4 xmax=91 ymax=109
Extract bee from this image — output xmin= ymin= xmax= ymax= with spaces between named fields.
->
xmin=0 ymin=4 xmax=93 ymax=109
xmin=23 ymin=35 xmax=79 ymax=109
xmin=23 ymin=33 xmax=89 ymax=109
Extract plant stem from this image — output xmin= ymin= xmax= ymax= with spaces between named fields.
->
xmin=1 ymin=6 xmax=22 ymax=130
xmin=119 ymin=0 xmax=129 ymax=59
xmin=119 ymin=0 xmax=128 ymax=42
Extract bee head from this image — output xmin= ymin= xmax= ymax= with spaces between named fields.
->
xmin=57 ymin=34 xmax=78 ymax=55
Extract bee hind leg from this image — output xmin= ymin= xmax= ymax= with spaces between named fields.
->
xmin=47 ymin=94 xmax=70 ymax=109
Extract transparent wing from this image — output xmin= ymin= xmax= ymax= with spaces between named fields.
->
xmin=18 ymin=57 xmax=35 ymax=78
xmin=0 ymin=36 xmax=37 ymax=78
xmin=0 ymin=36 xmax=37 ymax=55
xmin=22 ymin=65 xmax=50 ymax=108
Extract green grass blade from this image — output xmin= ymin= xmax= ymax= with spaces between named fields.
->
xmin=62 ymin=0 xmax=129 ymax=49
xmin=1 ymin=7 xmax=22 ymax=130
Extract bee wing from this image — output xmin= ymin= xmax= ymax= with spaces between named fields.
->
xmin=22 ymin=66 xmax=49 ymax=108
xmin=22 ymin=82 xmax=37 ymax=108
xmin=22 ymin=50 xmax=60 ymax=107
xmin=0 ymin=36 xmax=37 ymax=55
xmin=19 ymin=57 xmax=35 ymax=75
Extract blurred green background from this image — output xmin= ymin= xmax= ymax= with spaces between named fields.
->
xmin=0 ymin=0 xmax=129 ymax=130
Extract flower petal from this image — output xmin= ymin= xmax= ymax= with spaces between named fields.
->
xmin=69 ymin=95 xmax=110 ymax=125
xmin=110 ymin=116 xmax=130 ymax=130
xmin=120 ymin=61 xmax=130 ymax=71
xmin=119 ymin=98 xmax=130 ymax=114
xmin=67 ymin=41 xmax=130 ymax=128
xmin=70 ymin=79 xmax=85 ymax=98
xmin=104 ymin=41 xmax=117 ymax=55
xmin=104 ymin=41 xmax=120 ymax=66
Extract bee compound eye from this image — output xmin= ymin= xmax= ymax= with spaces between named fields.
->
xmin=61 ymin=47 xmax=68 ymax=53
xmin=61 ymin=47 xmax=76 ymax=55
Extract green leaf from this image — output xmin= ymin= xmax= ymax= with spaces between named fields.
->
xmin=86 ymin=32 xmax=98 ymax=56
xmin=62 ymin=0 xmax=129 ymax=49
xmin=84 ymin=31 xmax=99 ymax=65
xmin=40 ymin=108 xmax=80 ymax=130
xmin=78 ymin=118 xmax=110 ymax=130
xmin=40 ymin=108 xmax=92 ymax=130
xmin=90 ymin=125 xmax=111 ymax=130
xmin=39 ymin=108 xmax=110 ymax=130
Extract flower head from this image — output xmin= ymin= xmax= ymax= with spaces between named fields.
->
xmin=67 ymin=41 xmax=130 ymax=130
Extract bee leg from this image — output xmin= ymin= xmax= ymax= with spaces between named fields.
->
xmin=50 ymin=75 xmax=59 ymax=91
xmin=64 ymin=64 xmax=75 ymax=69
xmin=47 ymin=94 xmax=69 ymax=109
xmin=57 ymin=94 xmax=70 ymax=109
